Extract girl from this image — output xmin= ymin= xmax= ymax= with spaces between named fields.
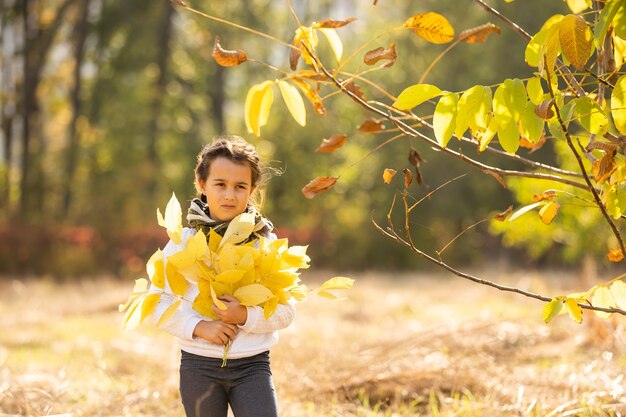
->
xmin=151 ymin=136 xmax=294 ymax=417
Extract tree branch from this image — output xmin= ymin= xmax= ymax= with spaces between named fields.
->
xmin=546 ymin=70 xmax=626 ymax=262
xmin=372 ymin=218 xmax=626 ymax=317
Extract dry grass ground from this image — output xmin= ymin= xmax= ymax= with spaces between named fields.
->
xmin=0 ymin=270 xmax=625 ymax=417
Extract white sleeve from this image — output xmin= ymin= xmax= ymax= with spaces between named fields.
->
xmin=149 ymin=228 xmax=204 ymax=341
xmin=238 ymin=300 xmax=296 ymax=334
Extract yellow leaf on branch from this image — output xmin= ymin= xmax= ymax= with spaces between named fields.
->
xmin=244 ymin=80 xmax=274 ymax=137
xmin=559 ymin=14 xmax=593 ymax=70
xmin=157 ymin=192 xmax=183 ymax=244
xmin=403 ymin=12 xmax=455 ymax=44
xmin=564 ymin=298 xmax=583 ymax=323
xmin=277 ymin=80 xmax=306 ymax=127
xmin=234 ymin=284 xmax=275 ymax=306
xmin=538 ymin=201 xmax=560 ymax=225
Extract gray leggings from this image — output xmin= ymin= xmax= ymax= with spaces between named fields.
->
xmin=179 ymin=350 xmax=278 ymax=417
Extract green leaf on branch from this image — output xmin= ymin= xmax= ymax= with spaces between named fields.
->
xmin=525 ymin=15 xmax=564 ymax=67
xmin=526 ymin=77 xmax=544 ymax=105
xmin=456 ymin=85 xmax=491 ymax=138
xmin=393 ymin=84 xmax=442 ymax=110
xmin=611 ymin=75 xmax=626 ymax=135
xmin=594 ymin=0 xmax=625 ymax=47
xmin=605 ymin=183 xmax=626 ymax=219
xmin=497 ymin=119 xmax=520 ymax=155
xmin=542 ymin=298 xmax=563 ymax=323
xmin=573 ymin=96 xmax=609 ymax=135
xmin=592 ymin=286 xmax=616 ymax=318
xmin=433 ymin=92 xmax=459 ymax=147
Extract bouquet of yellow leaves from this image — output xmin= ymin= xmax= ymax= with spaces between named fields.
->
xmin=120 ymin=193 xmax=353 ymax=331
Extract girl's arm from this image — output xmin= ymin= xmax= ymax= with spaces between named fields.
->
xmin=213 ymin=295 xmax=296 ymax=334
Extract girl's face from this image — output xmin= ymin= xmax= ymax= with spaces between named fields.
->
xmin=200 ymin=157 xmax=255 ymax=222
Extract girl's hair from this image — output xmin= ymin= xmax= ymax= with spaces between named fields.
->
xmin=194 ymin=135 xmax=267 ymax=208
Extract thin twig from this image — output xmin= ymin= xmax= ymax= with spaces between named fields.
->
xmin=304 ymin=45 xmax=592 ymax=191
xmin=372 ymin=218 xmax=626 ymax=316
xmin=546 ymin=69 xmax=626 ymax=261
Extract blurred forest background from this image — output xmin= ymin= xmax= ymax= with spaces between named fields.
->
xmin=1 ymin=0 xmax=598 ymax=278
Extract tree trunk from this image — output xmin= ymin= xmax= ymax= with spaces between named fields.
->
xmin=145 ymin=0 xmax=174 ymax=198
xmin=62 ymin=0 xmax=90 ymax=219
xmin=209 ymin=65 xmax=226 ymax=134
xmin=20 ymin=0 xmax=75 ymax=221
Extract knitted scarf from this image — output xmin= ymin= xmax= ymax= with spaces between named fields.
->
xmin=186 ymin=197 xmax=273 ymax=243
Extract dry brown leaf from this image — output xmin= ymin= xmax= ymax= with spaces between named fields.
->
xmin=316 ymin=134 xmax=347 ymax=153
xmin=586 ymin=141 xmax=619 ymax=153
xmin=403 ymin=168 xmax=413 ymax=189
xmin=494 ymin=205 xmax=513 ymax=221
xmin=520 ymin=135 xmax=547 ymax=153
xmin=212 ymin=36 xmax=247 ymax=67
xmin=383 ymin=168 xmax=397 ymax=184
xmin=312 ymin=17 xmax=357 ymax=29
xmin=608 ymin=247 xmax=625 ymax=262
xmin=459 ymin=23 xmax=501 ymax=44
xmin=290 ymin=47 xmax=302 ymax=71
xmin=592 ymin=153 xmax=617 ymax=183
xmin=532 ymin=190 xmax=557 ymax=202
xmin=408 ymin=148 xmax=424 ymax=186
xmin=344 ymin=81 xmax=365 ymax=100
xmin=363 ymin=43 xmax=397 ymax=67
xmin=302 ymin=176 xmax=338 ymax=199
xmin=358 ymin=118 xmax=385 ymax=133
xmin=483 ymin=170 xmax=507 ymax=188
xmin=534 ymin=99 xmax=555 ymax=120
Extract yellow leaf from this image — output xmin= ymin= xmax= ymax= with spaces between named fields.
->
xmin=610 ymin=280 xmax=626 ymax=309
xmin=192 ymin=293 xmax=217 ymax=319
xmin=316 ymin=289 xmax=341 ymax=300
xmin=234 ymin=284 xmax=275 ymax=306
xmin=293 ymin=26 xmax=319 ymax=67
xmin=133 ymin=278 xmax=149 ymax=293
xmin=211 ymin=283 xmax=227 ymax=311
xmin=383 ymin=168 xmax=397 ymax=184
xmin=611 ymin=75 xmax=626 ymax=135
xmin=594 ymin=0 xmax=624 ymax=48
xmin=157 ymin=299 xmax=181 ymax=328
xmin=214 ymin=269 xmax=247 ymax=284
xmin=220 ymin=212 xmax=256 ymax=247
xmin=280 ymin=245 xmax=311 ymax=269
xmin=277 ymin=80 xmax=306 ymax=127
xmin=566 ymin=0 xmax=591 ymax=14
xmin=393 ymin=84 xmax=442 ymax=110
xmin=317 ymin=28 xmax=343 ymax=62
xmin=263 ymin=271 xmax=300 ymax=289
xmin=456 ymin=85 xmax=492 ymax=137
xmin=122 ymin=295 xmax=143 ymax=329
xmin=157 ymin=193 xmax=183 ymax=244
xmin=166 ymin=261 xmax=188 ymax=296
xmin=538 ymin=201 xmax=560 ymax=225
xmin=147 ymin=249 xmax=165 ymax=289
xmin=592 ymin=286 xmax=616 ymax=318
xmin=564 ymin=298 xmax=583 ymax=323
xmin=208 ymin=228 xmax=222 ymax=253
xmin=433 ymin=92 xmax=459 ymax=148
xmin=318 ymin=276 xmax=355 ymax=291
xmin=263 ymin=296 xmax=279 ymax=319
xmin=525 ymin=15 xmax=564 ymax=67
xmin=167 ymin=231 xmax=208 ymax=283
xmin=290 ymin=284 xmax=309 ymax=302
xmin=559 ymin=14 xmax=593 ymax=70
xmin=542 ymin=298 xmax=563 ymax=323
xmin=139 ymin=293 xmax=161 ymax=325
xmin=497 ymin=119 xmax=520 ymax=154
xmin=403 ymin=12 xmax=455 ymax=44
xmin=244 ymin=80 xmax=274 ymax=137
xmin=540 ymin=26 xmax=561 ymax=76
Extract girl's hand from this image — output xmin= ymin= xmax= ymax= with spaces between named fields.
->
xmin=213 ymin=294 xmax=248 ymax=325
xmin=193 ymin=320 xmax=239 ymax=345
